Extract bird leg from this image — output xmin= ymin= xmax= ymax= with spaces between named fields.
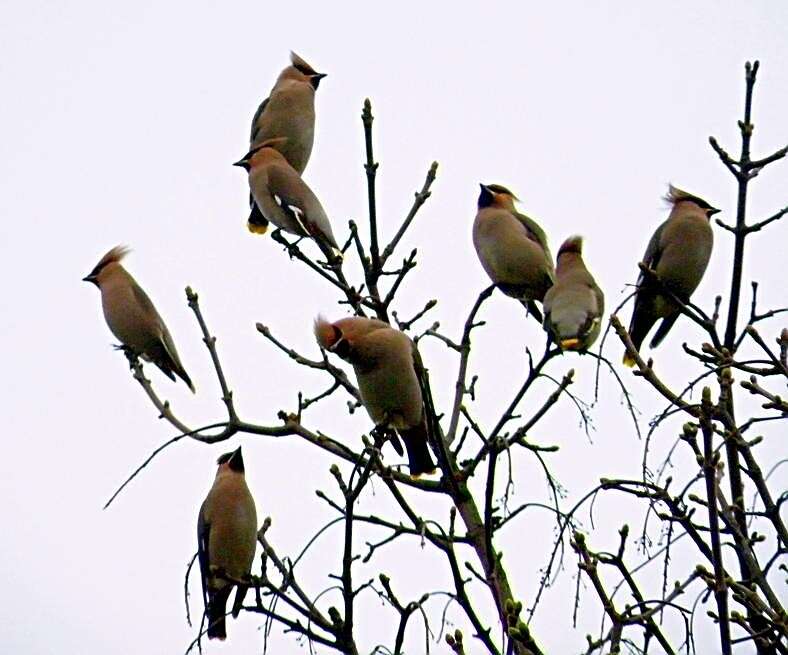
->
xmin=371 ymin=423 xmax=404 ymax=456
xmin=116 ymin=345 xmax=139 ymax=369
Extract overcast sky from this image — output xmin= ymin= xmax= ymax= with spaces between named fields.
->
xmin=2 ymin=2 xmax=786 ymax=654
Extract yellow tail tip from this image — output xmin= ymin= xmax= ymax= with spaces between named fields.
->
xmin=247 ymin=220 xmax=269 ymax=235
xmin=622 ymin=353 xmax=636 ymax=367
xmin=560 ymin=338 xmax=581 ymax=350
xmin=409 ymin=467 xmax=437 ymax=480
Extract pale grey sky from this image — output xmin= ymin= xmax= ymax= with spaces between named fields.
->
xmin=1 ymin=2 xmax=786 ymax=653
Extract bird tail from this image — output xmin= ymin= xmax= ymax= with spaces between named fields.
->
xmin=399 ymin=420 xmax=436 ymax=477
xmin=175 ymin=366 xmax=196 ymax=394
xmin=247 ymin=202 xmax=270 ymax=235
xmin=649 ymin=314 xmax=679 ymax=349
xmin=623 ymin=303 xmax=658 ymax=367
xmin=207 ymin=586 xmax=231 ymax=640
xmin=520 ymin=299 xmax=544 ymax=324
xmin=231 ymin=584 xmax=248 ymax=619
xmin=560 ymin=337 xmax=582 ymax=350
xmin=149 ymin=336 xmax=196 ymax=393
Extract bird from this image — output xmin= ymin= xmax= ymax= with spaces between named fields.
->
xmin=246 ymin=52 xmax=326 ymax=235
xmin=623 ymin=185 xmax=718 ymax=366
xmin=314 ymin=316 xmax=437 ymax=476
xmin=472 ymin=183 xmax=555 ymax=323
xmin=83 ymin=246 xmax=195 ymax=391
xmin=543 ymin=236 xmax=605 ymax=351
xmin=234 ymin=137 xmax=341 ymax=259
xmin=197 ymin=447 xmax=258 ymax=641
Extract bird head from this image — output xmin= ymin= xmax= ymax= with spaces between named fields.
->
xmin=665 ymin=185 xmax=720 ymax=218
xmin=557 ymin=235 xmax=584 ymax=258
xmin=217 ymin=446 xmax=245 ymax=473
xmin=478 ymin=183 xmax=518 ymax=210
xmin=314 ymin=316 xmax=351 ymax=359
xmin=233 ymin=138 xmax=288 ymax=170
xmin=287 ymin=51 xmax=326 ymax=89
xmin=82 ymin=245 xmax=130 ymax=286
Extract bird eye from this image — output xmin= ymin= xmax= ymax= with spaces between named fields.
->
xmin=332 ymin=337 xmax=351 ymax=359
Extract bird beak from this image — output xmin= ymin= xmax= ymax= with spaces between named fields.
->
xmin=708 ymin=207 xmax=721 ymax=217
xmin=313 ymin=72 xmax=327 ymax=81
xmin=232 ymin=159 xmax=247 ymax=168
xmin=82 ymin=274 xmax=97 ymax=284
xmin=479 ymin=183 xmax=488 ymax=192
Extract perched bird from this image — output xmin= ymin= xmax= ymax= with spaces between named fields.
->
xmin=543 ymin=236 xmax=605 ymax=351
xmin=197 ymin=447 xmax=258 ymax=640
xmin=314 ymin=316 xmax=436 ymax=476
xmin=472 ymin=183 xmax=555 ymax=322
xmin=623 ymin=185 xmax=718 ymax=366
xmin=83 ymin=246 xmax=195 ymax=391
xmin=234 ymin=137 xmax=341 ymax=258
xmin=247 ymin=52 xmax=326 ymax=234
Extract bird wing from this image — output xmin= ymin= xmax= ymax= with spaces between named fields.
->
xmin=410 ymin=342 xmax=441 ymax=450
xmin=249 ymin=96 xmax=270 ymax=143
xmin=268 ymin=166 xmax=339 ymax=250
xmin=129 ymin=284 xmax=184 ymax=376
xmin=638 ymin=220 xmax=666 ymax=286
xmin=273 ymin=194 xmax=310 ymax=235
xmin=129 ymin=281 xmax=164 ymax=330
xmin=514 ymin=212 xmax=553 ymax=262
xmin=197 ymin=505 xmax=211 ymax=608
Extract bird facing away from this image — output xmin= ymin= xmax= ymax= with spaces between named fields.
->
xmin=472 ymin=183 xmax=555 ymax=323
xmin=246 ymin=52 xmax=326 ymax=234
xmin=197 ymin=447 xmax=258 ymax=640
xmin=83 ymin=246 xmax=195 ymax=391
xmin=314 ymin=316 xmax=437 ymax=476
xmin=234 ymin=137 xmax=341 ymax=258
xmin=543 ymin=236 xmax=605 ymax=351
xmin=623 ymin=185 xmax=718 ymax=366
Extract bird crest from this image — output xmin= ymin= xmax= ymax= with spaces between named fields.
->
xmin=314 ymin=315 xmax=340 ymax=350
xmin=290 ymin=52 xmax=318 ymax=76
xmin=87 ymin=245 xmax=130 ymax=278
xmin=664 ymin=185 xmax=715 ymax=211
xmin=557 ymin=235 xmax=583 ymax=257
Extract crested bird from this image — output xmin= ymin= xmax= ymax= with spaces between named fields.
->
xmin=197 ymin=447 xmax=258 ymax=640
xmin=472 ymin=183 xmax=554 ymax=323
xmin=314 ymin=316 xmax=436 ymax=475
xmin=623 ymin=185 xmax=718 ymax=366
xmin=83 ymin=246 xmax=194 ymax=391
xmin=543 ymin=236 xmax=605 ymax=351
xmin=246 ymin=52 xmax=326 ymax=234
xmin=234 ymin=137 xmax=341 ymax=259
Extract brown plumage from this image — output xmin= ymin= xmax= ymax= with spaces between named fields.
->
xmin=314 ymin=316 xmax=436 ymax=475
xmin=472 ymin=184 xmax=554 ymax=322
xmin=543 ymin=236 xmax=605 ymax=351
xmin=246 ymin=52 xmax=326 ymax=234
xmin=623 ymin=186 xmax=718 ymax=366
xmin=234 ymin=138 xmax=340 ymax=258
xmin=197 ymin=447 xmax=258 ymax=640
xmin=83 ymin=246 xmax=194 ymax=391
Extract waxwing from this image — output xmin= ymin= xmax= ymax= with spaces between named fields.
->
xmin=83 ymin=246 xmax=194 ymax=391
xmin=234 ymin=138 xmax=340 ymax=259
xmin=543 ymin=236 xmax=605 ymax=351
xmin=197 ymin=447 xmax=258 ymax=640
xmin=314 ymin=316 xmax=436 ymax=476
xmin=623 ymin=186 xmax=717 ymax=366
xmin=472 ymin=184 xmax=554 ymax=322
xmin=246 ymin=52 xmax=326 ymax=234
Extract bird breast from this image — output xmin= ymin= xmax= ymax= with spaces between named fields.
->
xmin=473 ymin=210 xmax=549 ymax=288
